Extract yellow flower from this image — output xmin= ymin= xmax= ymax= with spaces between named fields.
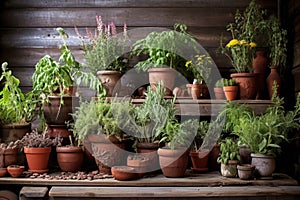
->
xmin=226 ymin=39 xmax=239 ymax=48
xmin=185 ymin=61 xmax=192 ymax=68
xmin=249 ymin=42 xmax=257 ymax=47
xmin=239 ymin=40 xmax=247 ymax=45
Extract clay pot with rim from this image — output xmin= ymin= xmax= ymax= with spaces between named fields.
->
xmin=97 ymin=70 xmax=122 ymax=97
xmin=266 ymin=66 xmax=281 ymax=99
xmin=191 ymin=83 xmax=209 ymax=99
xmin=251 ymin=153 xmax=275 ymax=178
xmin=237 ymin=164 xmax=255 ymax=180
xmin=231 ymin=73 xmax=258 ymax=100
xmin=3 ymin=148 xmax=18 ymax=167
xmin=127 ymin=154 xmax=150 ymax=178
xmin=7 ymin=165 xmax=24 ymax=178
xmin=56 ymin=146 xmax=84 ymax=172
xmin=136 ymin=142 xmax=163 ymax=173
xmin=220 ymin=160 xmax=239 ymax=178
xmin=0 ymin=123 xmax=31 ymax=143
xmin=111 ymin=166 xmax=137 ymax=181
xmin=214 ymin=87 xmax=225 ymax=99
xmin=223 ymin=86 xmax=238 ymax=100
xmin=189 ymin=150 xmax=209 ymax=173
xmin=148 ymin=68 xmax=177 ymax=96
xmin=253 ymin=50 xmax=269 ymax=99
xmin=24 ymin=147 xmax=51 ymax=173
xmin=89 ymin=134 xmax=126 ymax=175
xmin=157 ymin=147 xmax=188 ymax=178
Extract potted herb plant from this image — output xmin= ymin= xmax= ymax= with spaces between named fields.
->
xmin=70 ymin=99 xmax=128 ymax=174
xmin=185 ymin=54 xmax=213 ymax=99
xmin=266 ymin=15 xmax=288 ymax=99
xmin=157 ymin=119 xmax=197 ymax=178
xmin=0 ymin=62 xmax=37 ymax=143
xmin=76 ymin=16 xmax=128 ymax=97
xmin=189 ymin=120 xmax=210 ymax=173
xmin=132 ymin=23 xmax=198 ymax=96
xmin=233 ymin=92 xmax=300 ymax=178
xmin=15 ymin=129 xmax=62 ymax=173
xmin=217 ymin=137 xmax=240 ymax=178
xmin=222 ymin=78 xmax=238 ymax=100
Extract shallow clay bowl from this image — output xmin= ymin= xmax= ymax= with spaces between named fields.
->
xmin=7 ymin=165 xmax=25 ymax=178
xmin=0 ymin=168 xmax=8 ymax=177
xmin=111 ymin=166 xmax=137 ymax=181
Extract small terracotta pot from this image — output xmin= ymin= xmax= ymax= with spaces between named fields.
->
xmin=24 ymin=147 xmax=51 ymax=173
xmin=97 ymin=70 xmax=122 ymax=97
xmin=0 ymin=168 xmax=7 ymax=177
xmin=214 ymin=87 xmax=225 ymax=99
xmin=56 ymin=146 xmax=84 ymax=172
xmin=223 ymin=86 xmax=238 ymax=100
xmin=251 ymin=153 xmax=275 ymax=178
xmin=148 ymin=68 xmax=177 ymax=96
xmin=3 ymin=148 xmax=18 ymax=167
xmin=7 ymin=165 xmax=24 ymax=178
xmin=189 ymin=150 xmax=209 ymax=172
xmin=111 ymin=166 xmax=137 ymax=181
xmin=237 ymin=164 xmax=255 ymax=180
xmin=191 ymin=84 xmax=209 ymax=99
xmin=127 ymin=155 xmax=150 ymax=178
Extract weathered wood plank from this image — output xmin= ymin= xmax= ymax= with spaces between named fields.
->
xmin=0 ymin=27 xmax=230 ymax=48
xmin=0 ymin=8 xmax=238 ymax=28
xmin=3 ymin=0 xmax=277 ymax=9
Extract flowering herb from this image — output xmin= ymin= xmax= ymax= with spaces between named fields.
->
xmin=185 ymin=54 xmax=213 ymax=84
xmin=221 ymin=39 xmax=256 ymax=73
xmin=75 ymin=16 xmax=128 ymax=73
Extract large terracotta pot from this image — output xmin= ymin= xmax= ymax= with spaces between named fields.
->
xmin=253 ymin=50 xmax=269 ymax=99
xmin=43 ymin=96 xmax=79 ymax=125
xmin=189 ymin=150 xmax=209 ymax=172
xmin=90 ymin=134 xmax=126 ymax=175
xmin=1 ymin=123 xmax=31 ymax=143
xmin=157 ymin=147 xmax=188 ymax=178
xmin=148 ymin=68 xmax=176 ymax=96
xmin=266 ymin=66 xmax=281 ymax=99
xmin=136 ymin=142 xmax=163 ymax=173
xmin=230 ymin=73 xmax=258 ymax=100
xmin=97 ymin=70 xmax=122 ymax=97
xmin=251 ymin=153 xmax=276 ymax=178
xmin=24 ymin=147 xmax=51 ymax=173
xmin=56 ymin=146 xmax=84 ymax=172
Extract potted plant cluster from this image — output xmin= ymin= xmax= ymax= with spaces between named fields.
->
xmin=76 ymin=16 xmax=128 ymax=97
xmin=0 ymin=62 xmax=37 ymax=143
xmin=132 ymin=23 xmax=198 ymax=96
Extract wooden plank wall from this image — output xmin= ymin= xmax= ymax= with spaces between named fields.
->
xmin=0 ymin=0 xmax=277 ymax=92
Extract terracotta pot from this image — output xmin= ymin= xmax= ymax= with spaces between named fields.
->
xmin=251 ymin=153 xmax=275 ymax=178
xmin=0 ymin=123 xmax=31 ymax=143
xmin=230 ymin=73 xmax=258 ymax=100
xmin=189 ymin=150 xmax=209 ymax=172
xmin=111 ymin=166 xmax=137 ymax=181
xmin=214 ymin=87 xmax=225 ymax=100
xmin=148 ymin=68 xmax=177 ymax=96
xmin=191 ymin=84 xmax=209 ymax=99
xmin=46 ymin=125 xmax=72 ymax=139
xmin=56 ymin=146 xmax=84 ymax=172
xmin=253 ymin=50 xmax=269 ymax=99
xmin=266 ymin=66 xmax=281 ymax=99
xmin=208 ymin=143 xmax=220 ymax=171
xmin=90 ymin=134 xmax=126 ymax=174
xmin=220 ymin=160 xmax=238 ymax=178
xmin=237 ymin=164 xmax=255 ymax=180
xmin=0 ymin=168 xmax=7 ymax=177
xmin=136 ymin=142 xmax=163 ymax=173
xmin=97 ymin=70 xmax=122 ymax=97
xmin=43 ymin=96 xmax=79 ymax=125
xmin=3 ymin=148 xmax=18 ymax=167
xmin=24 ymin=147 xmax=51 ymax=173
xmin=7 ymin=165 xmax=24 ymax=178
xmin=157 ymin=147 xmax=188 ymax=178
xmin=127 ymin=155 xmax=150 ymax=178
xmin=223 ymin=86 xmax=238 ymax=100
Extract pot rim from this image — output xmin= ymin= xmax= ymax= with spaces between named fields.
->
xmin=250 ymin=153 xmax=274 ymax=159
xmin=56 ymin=146 xmax=83 ymax=153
